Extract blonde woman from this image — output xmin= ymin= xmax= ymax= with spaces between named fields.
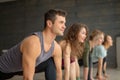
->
xmin=92 ymin=35 xmax=113 ymax=80
xmin=78 ymin=29 xmax=104 ymax=80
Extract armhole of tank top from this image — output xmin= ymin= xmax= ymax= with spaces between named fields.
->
xmin=31 ymin=32 xmax=43 ymax=49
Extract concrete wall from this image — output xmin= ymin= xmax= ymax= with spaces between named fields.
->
xmin=116 ymin=37 xmax=120 ymax=69
xmin=0 ymin=0 xmax=120 ymax=68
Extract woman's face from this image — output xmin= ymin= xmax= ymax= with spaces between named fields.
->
xmin=93 ymin=34 xmax=104 ymax=45
xmin=107 ymin=36 xmax=113 ymax=46
xmin=78 ymin=27 xmax=87 ymax=43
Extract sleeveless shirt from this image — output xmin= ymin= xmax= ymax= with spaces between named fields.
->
xmin=0 ymin=32 xmax=54 ymax=73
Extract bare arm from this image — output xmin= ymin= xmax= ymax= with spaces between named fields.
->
xmin=98 ymin=58 xmax=103 ymax=80
xmin=83 ymin=42 xmax=89 ymax=80
xmin=63 ymin=44 xmax=71 ymax=80
xmin=20 ymin=35 xmax=40 ymax=80
xmin=75 ymin=58 xmax=80 ymax=78
xmin=53 ymin=41 xmax=62 ymax=80
xmin=97 ymin=46 xmax=105 ymax=80
xmin=83 ymin=67 xmax=89 ymax=80
xmin=59 ymin=41 xmax=71 ymax=80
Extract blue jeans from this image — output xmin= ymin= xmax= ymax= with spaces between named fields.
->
xmin=0 ymin=57 xmax=56 ymax=80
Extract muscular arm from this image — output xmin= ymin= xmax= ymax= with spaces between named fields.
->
xmin=53 ymin=41 xmax=63 ymax=80
xmin=20 ymin=35 xmax=40 ymax=80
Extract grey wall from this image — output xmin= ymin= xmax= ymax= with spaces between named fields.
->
xmin=0 ymin=0 xmax=120 ymax=68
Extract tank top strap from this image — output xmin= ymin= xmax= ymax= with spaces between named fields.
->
xmin=32 ymin=32 xmax=44 ymax=51
xmin=33 ymin=32 xmax=55 ymax=65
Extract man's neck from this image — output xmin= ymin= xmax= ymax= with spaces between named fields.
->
xmin=42 ymin=29 xmax=56 ymax=45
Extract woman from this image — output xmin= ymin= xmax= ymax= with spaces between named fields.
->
xmin=92 ymin=35 xmax=113 ymax=80
xmin=102 ymin=35 xmax=113 ymax=78
xmin=78 ymin=29 xmax=104 ymax=80
xmin=59 ymin=23 xmax=88 ymax=80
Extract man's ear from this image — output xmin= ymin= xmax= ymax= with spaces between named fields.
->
xmin=46 ymin=20 xmax=52 ymax=27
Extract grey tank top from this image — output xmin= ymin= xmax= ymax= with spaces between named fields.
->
xmin=0 ymin=32 xmax=54 ymax=73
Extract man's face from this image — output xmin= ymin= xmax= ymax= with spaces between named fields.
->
xmin=51 ymin=15 xmax=66 ymax=36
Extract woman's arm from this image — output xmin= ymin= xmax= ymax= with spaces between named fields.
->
xmin=59 ymin=41 xmax=71 ymax=80
xmin=63 ymin=44 xmax=71 ymax=80
xmin=96 ymin=45 xmax=106 ymax=80
xmin=76 ymin=58 xmax=80 ymax=78
xmin=83 ymin=67 xmax=89 ymax=80
xmin=98 ymin=58 xmax=103 ymax=80
xmin=83 ymin=42 xmax=90 ymax=80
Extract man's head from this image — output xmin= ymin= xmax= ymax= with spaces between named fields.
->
xmin=44 ymin=9 xmax=67 ymax=28
xmin=44 ymin=9 xmax=67 ymax=36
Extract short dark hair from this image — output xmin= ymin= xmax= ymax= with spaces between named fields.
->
xmin=44 ymin=9 xmax=67 ymax=29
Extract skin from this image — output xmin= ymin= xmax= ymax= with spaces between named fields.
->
xmin=97 ymin=35 xmax=113 ymax=80
xmin=60 ymin=27 xmax=87 ymax=80
xmin=95 ymin=34 xmax=105 ymax=80
xmin=102 ymin=35 xmax=113 ymax=78
xmin=83 ymin=67 xmax=89 ymax=80
xmin=20 ymin=15 xmax=66 ymax=80
xmin=60 ymin=41 xmax=71 ymax=80
xmin=89 ymin=34 xmax=104 ymax=80
xmin=76 ymin=27 xmax=87 ymax=80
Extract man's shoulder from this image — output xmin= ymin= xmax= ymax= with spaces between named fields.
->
xmin=25 ymin=35 xmax=39 ymax=41
xmin=20 ymin=35 xmax=41 ymax=57
xmin=21 ymin=35 xmax=40 ymax=47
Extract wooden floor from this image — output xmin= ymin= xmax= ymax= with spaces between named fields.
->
xmin=7 ymin=67 xmax=120 ymax=80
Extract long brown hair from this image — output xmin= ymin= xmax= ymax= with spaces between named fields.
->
xmin=63 ymin=23 xmax=88 ymax=58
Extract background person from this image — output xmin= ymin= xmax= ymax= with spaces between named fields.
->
xmin=102 ymin=35 xmax=113 ymax=78
xmin=59 ymin=23 xmax=88 ymax=80
xmin=92 ymin=35 xmax=113 ymax=80
xmin=79 ymin=29 xmax=104 ymax=80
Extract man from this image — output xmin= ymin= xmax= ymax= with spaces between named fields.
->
xmin=0 ymin=9 xmax=67 ymax=80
